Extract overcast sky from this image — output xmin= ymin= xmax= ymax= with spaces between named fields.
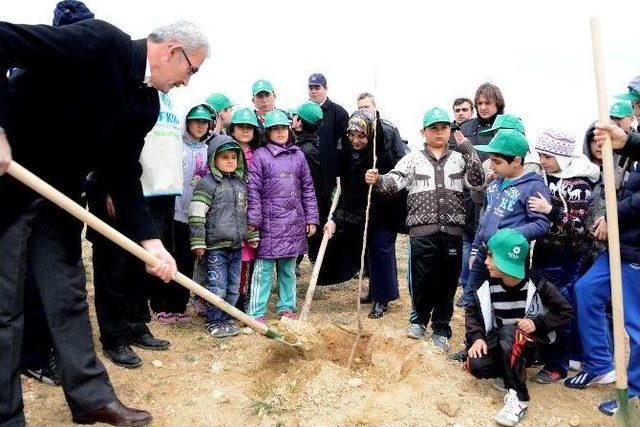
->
xmin=4 ymin=0 xmax=640 ymax=150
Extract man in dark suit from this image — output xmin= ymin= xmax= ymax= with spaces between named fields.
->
xmin=0 ymin=18 xmax=208 ymax=426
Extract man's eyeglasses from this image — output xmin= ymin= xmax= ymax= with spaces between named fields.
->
xmin=179 ymin=47 xmax=198 ymax=76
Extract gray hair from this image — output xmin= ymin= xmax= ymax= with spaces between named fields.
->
xmin=149 ymin=21 xmax=209 ymax=56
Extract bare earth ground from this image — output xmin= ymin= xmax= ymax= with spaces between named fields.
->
xmin=23 ymin=235 xmax=617 ymax=426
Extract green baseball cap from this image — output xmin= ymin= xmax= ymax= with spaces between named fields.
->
xmin=231 ymin=108 xmax=259 ymax=127
xmin=609 ymin=101 xmax=633 ymax=118
xmin=296 ymin=101 xmax=323 ymax=125
xmin=206 ymin=93 xmax=233 ymax=113
xmin=252 ymin=79 xmax=274 ymax=96
xmin=264 ymin=109 xmax=290 ymax=128
xmin=422 ymin=107 xmax=451 ymax=128
xmin=478 ymin=114 xmax=525 ymax=136
xmin=217 ymin=141 xmax=242 ymax=154
xmin=475 ymin=129 xmax=529 ymax=158
xmin=487 ymin=228 xmax=529 ymax=279
xmin=614 ymin=89 xmax=640 ymax=102
xmin=186 ymin=104 xmax=213 ymax=121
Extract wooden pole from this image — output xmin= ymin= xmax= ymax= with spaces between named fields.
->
xmin=590 ymin=17 xmax=630 ymax=422
xmin=6 ymin=161 xmax=287 ymax=342
xmin=299 ymin=178 xmax=341 ymax=322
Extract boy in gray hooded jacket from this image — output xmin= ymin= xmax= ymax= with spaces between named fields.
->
xmin=189 ymin=135 xmax=258 ymax=337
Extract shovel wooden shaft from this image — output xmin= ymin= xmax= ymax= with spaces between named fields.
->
xmin=299 ymin=179 xmax=341 ymax=322
xmin=591 ymin=17 xmax=628 ymax=390
xmin=6 ymin=161 xmax=279 ymax=340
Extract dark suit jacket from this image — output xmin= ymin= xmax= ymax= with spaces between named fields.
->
xmin=0 ymin=19 xmax=160 ymax=241
xmin=318 ymin=97 xmax=348 ymax=196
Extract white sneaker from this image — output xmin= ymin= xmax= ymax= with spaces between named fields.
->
xmin=494 ymin=389 xmax=527 ymax=427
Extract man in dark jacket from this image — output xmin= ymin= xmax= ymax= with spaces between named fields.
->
xmin=308 ymin=73 xmax=349 ymax=226
xmin=0 ymin=19 xmax=208 ymax=426
xmin=448 ymin=97 xmax=474 ymax=150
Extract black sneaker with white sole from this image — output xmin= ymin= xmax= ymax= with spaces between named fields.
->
xmin=21 ymin=351 xmax=61 ymax=386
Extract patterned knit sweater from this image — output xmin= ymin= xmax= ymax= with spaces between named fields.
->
xmin=374 ymin=141 xmax=485 ymax=237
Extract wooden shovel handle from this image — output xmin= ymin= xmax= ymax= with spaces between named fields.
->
xmin=590 ymin=17 xmax=627 ymax=389
xmin=6 ymin=161 xmax=279 ymax=340
xmin=299 ymin=178 xmax=341 ymax=321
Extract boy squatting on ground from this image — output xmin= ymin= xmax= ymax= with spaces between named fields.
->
xmin=364 ymin=107 xmax=485 ymax=351
xmin=464 ymin=228 xmax=573 ymax=427
xmin=189 ymin=135 xmax=259 ymax=338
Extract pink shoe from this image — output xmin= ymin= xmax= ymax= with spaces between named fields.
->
xmin=254 ymin=316 xmax=266 ymax=324
xmin=173 ymin=312 xmax=192 ymax=324
xmin=279 ymin=310 xmax=296 ymax=320
xmin=155 ymin=312 xmax=176 ymax=324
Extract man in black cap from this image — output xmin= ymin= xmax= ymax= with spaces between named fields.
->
xmin=0 ymin=17 xmax=208 ymax=426
xmin=307 ymin=72 xmax=349 ymax=261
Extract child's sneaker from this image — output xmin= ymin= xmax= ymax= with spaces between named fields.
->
xmin=155 ymin=312 xmax=176 ymax=324
xmin=205 ymin=322 xmax=233 ymax=338
xmin=189 ymin=296 xmax=207 ymax=317
xmin=494 ymin=389 xmax=527 ymax=427
xmin=533 ymin=369 xmax=566 ymax=384
xmin=174 ymin=312 xmax=192 ymax=324
xmin=431 ymin=334 xmax=450 ymax=352
xmin=597 ymin=399 xmax=618 ymax=416
xmin=254 ymin=316 xmax=266 ymax=325
xmin=225 ymin=321 xmax=241 ymax=337
xmin=280 ymin=310 xmax=296 ymax=320
xmin=564 ymin=369 xmax=615 ymax=389
xmin=406 ymin=323 xmax=426 ymax=339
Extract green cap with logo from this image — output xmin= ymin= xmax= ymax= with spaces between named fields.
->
xmin=478 ymin=114 xmax=525 ymax=136
xmin=206 ymin=93 xmax=233 ymax=113
xmin=252 ymin=79 xmax=275 ymax=96
xmin=422 ymin=107 xmax=451 ymax=128
xmin=487 ymin=228 xmax=529 ymax=279
xmin=296 ymin=101 xmax=323 ymax=125
xmin=186 ymin=104 xmax=213 ymax=121
xmin=231 ymin=108 xmax=259 ymax=127
xmin=475 ymin=129 xmax=529 ymax=158
xmin=264 ymin=110 xmax=290 ymax=128
xmin=609 ymin=101 xmax=633 ymax=118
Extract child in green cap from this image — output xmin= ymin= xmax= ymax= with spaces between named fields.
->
xmin=465 ymin=228 xmax=573 ymax=427
xmin=365 ymin=107 xmax=485 ymax=347
xmin=457 ymin=129 xmax=550 ymax=308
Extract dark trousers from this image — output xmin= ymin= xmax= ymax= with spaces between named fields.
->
xmin=92 ymin=240 xmax=152 ymax=348
xmin=89 ymin=196 xmax=176 ymax=348
xmin=409 ymin=232 xmax=462 ymax=338
xmin=20 ymin=268 xmax=54 ymax=370
xmin=151 ymin=220 xmax=191 ymax=313
xmin=368 ymin=228 xmax=399 ymax=303
xmin=0 ymin=201 xmax=115 ymax=425
xmin=465 ymin=324 xmax=535 ymax=401
xmin=531 ymin=251 xmax=583 ymax=376
xmin=145 ymin=196 xmax=176 ymax=313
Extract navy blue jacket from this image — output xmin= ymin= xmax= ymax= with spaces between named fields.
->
xmin=472 ymin=172 xmax=550 ymax=253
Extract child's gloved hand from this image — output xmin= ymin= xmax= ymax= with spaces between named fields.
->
xmin=468 ymin=338 xmax=488 ymax=358
xmin=516 ymin=318 xmax=536 ymax=334
xmin=192 ymin=248 xmax=205 ymax=262
xmin=306 ymin=224 xmax=316 ymax=237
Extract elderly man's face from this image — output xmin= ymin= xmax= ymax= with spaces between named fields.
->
xmin=152 ymin=44 xmax=206 ymax=93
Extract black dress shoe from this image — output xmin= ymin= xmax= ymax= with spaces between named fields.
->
xmin=104 ymin=345 xmax=143 ymax=369
xmin=129 ymin=333 xmax=170 ymax=351
xmin=368 ymin=302 xmax=384 ymax=319
xmin=360 ymin=293 xmax=372 ymax=304
xmin=73 ymin=398 xmax=152 ymax=426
